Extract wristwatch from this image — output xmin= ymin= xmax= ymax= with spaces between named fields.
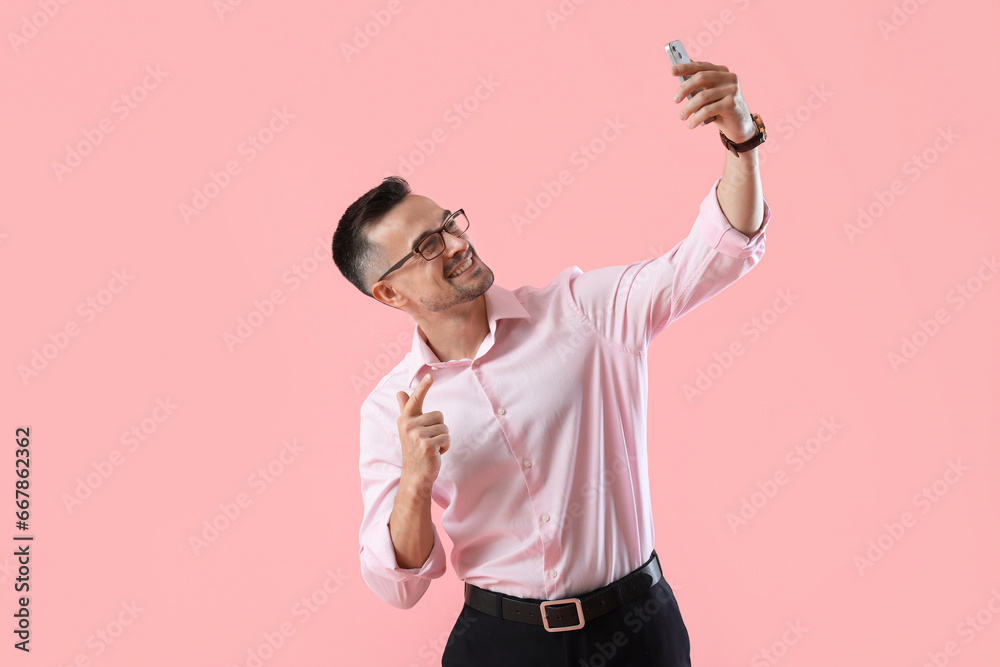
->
xmin=719 ymin=113 xmax=766 ymax=157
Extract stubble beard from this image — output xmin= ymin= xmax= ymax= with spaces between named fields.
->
xmin=419 ymin=260 xmax=495 ymax=313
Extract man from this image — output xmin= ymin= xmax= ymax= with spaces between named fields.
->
xmin=333 ymin=61 xmax=771 ymax=666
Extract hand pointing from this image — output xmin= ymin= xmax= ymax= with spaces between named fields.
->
xmin=396 ymin=373 xmax=450 ymax=498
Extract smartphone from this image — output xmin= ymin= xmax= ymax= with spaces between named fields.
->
xmin=665 ymin=40 xmax=716 ymax=125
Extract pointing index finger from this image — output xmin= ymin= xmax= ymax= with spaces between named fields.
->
xmin=403 ymin=373 xmax=433 ymax=416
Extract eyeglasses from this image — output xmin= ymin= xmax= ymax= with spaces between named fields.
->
xmin=376 ymin=209 xmax=470 ymax=283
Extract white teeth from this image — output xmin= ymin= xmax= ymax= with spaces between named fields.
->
xmin=449 ymin=256 xmax=473 ymax=278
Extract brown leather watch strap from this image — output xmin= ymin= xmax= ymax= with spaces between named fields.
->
xmin=720 ymin=112 xmax=766 ymax=157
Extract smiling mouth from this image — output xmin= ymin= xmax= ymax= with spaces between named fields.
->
xmin=447 ymin=255 xmax=475 ymax=278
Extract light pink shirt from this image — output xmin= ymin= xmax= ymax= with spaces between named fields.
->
xmin=357 ymin=177 xmax=771 ymax=609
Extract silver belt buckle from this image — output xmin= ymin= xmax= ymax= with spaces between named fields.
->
xmin=539 ymin=598 xmax=585 ymax=632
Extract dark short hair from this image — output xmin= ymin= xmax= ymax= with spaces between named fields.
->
xmin=332 ymin=176 xmax=411 ymax=299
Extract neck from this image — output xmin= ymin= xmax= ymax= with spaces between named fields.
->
xmin=415 ymin=294 xmax=489 ymax=362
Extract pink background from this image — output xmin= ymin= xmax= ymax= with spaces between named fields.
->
xmin=3 ymin=0 xmax=999 ymax=665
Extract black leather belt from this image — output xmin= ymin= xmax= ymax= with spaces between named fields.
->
xmin=463 ymin=550 xmax=662 ymax=632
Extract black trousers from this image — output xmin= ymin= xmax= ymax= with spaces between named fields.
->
xmin=441 ymin=550 xmax=692 ymax=667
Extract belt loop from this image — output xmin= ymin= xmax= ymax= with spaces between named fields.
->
xmin=495 ymin=590 xmax=503 ymax=618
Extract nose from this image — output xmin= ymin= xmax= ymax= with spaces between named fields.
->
xmin=443 ymin=230 xmax=471 ymax=257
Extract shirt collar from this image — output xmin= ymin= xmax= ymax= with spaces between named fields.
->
xmin=405 ymin=283 xmax=530 ymax=389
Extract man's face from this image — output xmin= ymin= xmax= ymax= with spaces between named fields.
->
xmin=369 ymin=194 xmax=494 ymax=313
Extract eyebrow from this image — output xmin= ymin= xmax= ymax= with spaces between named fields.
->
xmin=409 ymin=210 xmax=452 ymax=252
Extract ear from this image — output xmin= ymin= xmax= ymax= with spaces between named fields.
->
xmin=371 ymin=280 xmax=406 ymax=309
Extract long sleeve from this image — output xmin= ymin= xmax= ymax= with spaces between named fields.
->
xmin=565 ymin=177 xmax=771 ymax=351
xmin=357 ymin=402 xmax=447 ymax=610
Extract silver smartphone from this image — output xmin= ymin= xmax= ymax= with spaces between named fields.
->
xmin=665 ymin=40 xmax=716 ymax=125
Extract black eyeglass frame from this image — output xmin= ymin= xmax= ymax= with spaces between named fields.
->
xmin=375 ymin=209 xmax=469 ymax=283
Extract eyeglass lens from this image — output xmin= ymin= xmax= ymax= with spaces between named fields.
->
xmin=417 ymin=212 xmax=469 ymax=259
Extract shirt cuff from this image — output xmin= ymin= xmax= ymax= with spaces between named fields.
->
xmin=362 ymin=511 xmax=446 ymax=582
xmin=698 ymin=177 xmax=771 ymax=259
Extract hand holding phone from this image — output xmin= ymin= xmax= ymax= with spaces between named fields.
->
xmin=665 ymin=40 xmax=717 ymax=125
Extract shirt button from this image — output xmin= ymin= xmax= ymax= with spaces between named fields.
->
xmin=497 ymin=407 xmax=506 ymax=415
xmin=542 ymin=514 xmax=550 ymax=522
xmin=549 ymin=569 xmax=558 ymax=578
xmin=473 ymin=360 xmax=481 ymax=366
xmin=431 ymin=365 xmax=438 ymax=371
xmin=523 ymin=459 xmax=532 ymax=468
